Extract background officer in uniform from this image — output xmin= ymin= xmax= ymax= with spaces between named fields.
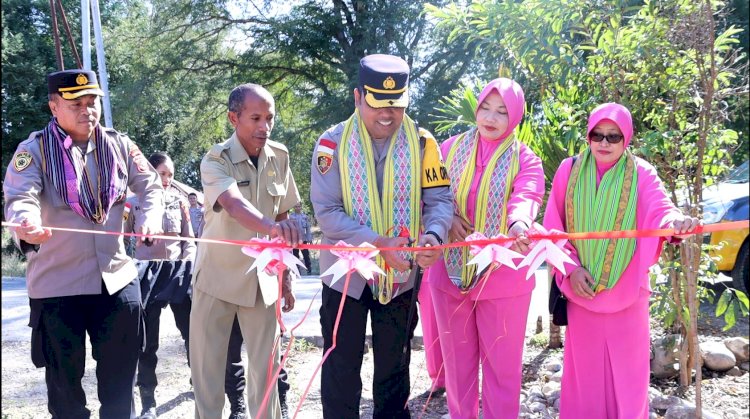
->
xmin=310 ymin=54 xmax=453 ymax=419
xmin=126 ymin=152 xmax=261 ymax=419
xmin=289 ymin=203 xmax=313 ymax=273
xmin=190 ymin=83 xmax=300 ymax=419
xmin=3 ymin=69 xmax=163 ymax=418
xmin=188 ymin=192 xmax=205 ymax=238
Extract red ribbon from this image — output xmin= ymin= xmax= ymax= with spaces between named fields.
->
xmin=3 ymin=220 xmax=747 ymax=252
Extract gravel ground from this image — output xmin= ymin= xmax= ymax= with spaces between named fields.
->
xmin=2 ymin=282 xmax=747 ymax=418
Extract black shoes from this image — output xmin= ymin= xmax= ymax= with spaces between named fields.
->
xmin=280 ymin=392 xmax=289 ymax=419
xmin=228 ymin=394 xmax=247 ymax=419
xmin=139 ymin=407 xmax=157 ymax=419
xmin=139 ymin=387 xmax=157 ymax=418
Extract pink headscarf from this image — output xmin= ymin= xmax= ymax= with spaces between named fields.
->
xmin=587 ymin=102 xmax=633 ymax=148
xmin=475 ymin=78 xmax=525 ymax=140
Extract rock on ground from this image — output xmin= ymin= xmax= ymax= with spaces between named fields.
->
xmin=724 ymin=337 xmax=749 ymax=363
xmin=701 ymin=340 xmax=737 ymax=372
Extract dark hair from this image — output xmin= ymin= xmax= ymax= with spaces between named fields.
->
xmin=188 ymin=192 xmax=197 ymax=198
xmin=228 ymin=83 xmax=272 ymax=114
xmin=148 ymin=152 xmax=172 ymax=169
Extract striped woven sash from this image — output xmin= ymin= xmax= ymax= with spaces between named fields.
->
xmin=565 ymin=149 xmax=638 ymax=291
xmin=339 ymin=110 xmax=421 ymax=304
xmin=38 ymin=118 xmax=127 ymax=224
xmin=444 ymin=128 xmax=519 ymax=291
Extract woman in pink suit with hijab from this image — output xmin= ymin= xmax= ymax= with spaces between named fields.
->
xmin=543 ymin=103 xmax=700 ymax=418
xmin=425 ymin=78 xmax=545 ymax=419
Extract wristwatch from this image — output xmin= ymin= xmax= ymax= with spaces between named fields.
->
xmin=424 ymin=230 xmax=443 ymax=245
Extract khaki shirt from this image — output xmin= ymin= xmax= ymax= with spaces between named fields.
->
xmin=4 ymin=128 xmax=163 ymax=298
xmin=310 ymin=121 xmax=453 ymax=300
xmin=193 ymin=133 xmax=300 ymax=307
xmin=125 ymin=188 xmax=196 ymax=261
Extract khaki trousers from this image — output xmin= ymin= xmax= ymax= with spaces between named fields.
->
xmin=190 ymin=287 xmax=281 ymax=419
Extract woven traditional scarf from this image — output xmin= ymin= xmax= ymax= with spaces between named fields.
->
xmin=443 ymin=128 xmax=519 ymax=291
xmin=565 ymin=149 xmax=638 ymax=291
xmin=339 ymin=110 xmax=421 ymax=304
xmin=38 ymin=117 xmax=127 ymax=224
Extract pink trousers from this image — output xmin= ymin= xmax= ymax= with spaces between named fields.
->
xmin=431 ymin=288 xmax=531 ymax=419
xmin=560 ymin=289 xmax=650 ymax=419
xmin=418 ymin=280 xmax=445 ymax=389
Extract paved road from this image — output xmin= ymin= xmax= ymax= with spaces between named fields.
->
xmin=2 ymin=270 xmax=551 ymax=344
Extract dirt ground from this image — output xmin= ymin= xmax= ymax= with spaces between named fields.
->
xmin=1 ymin=281 xmax=747 ymax=418
xmin=0 ymin=335 xmax=449 ymax=419
xmin=3 ymin=314 xmax=748 ymax=419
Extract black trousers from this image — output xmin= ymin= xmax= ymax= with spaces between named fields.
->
xmin=320 ymin=284 xmax=418 ymax=419
xmin=136 ymin=260 xmax=246 ymax=398
xmin=292 ymin=243 xmax=312 ymax=273
xmin=29 ymin=278 xmax=142 ymax=419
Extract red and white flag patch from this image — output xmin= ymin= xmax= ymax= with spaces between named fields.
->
xmin=316 ymin=138 xmax=336 ymax=175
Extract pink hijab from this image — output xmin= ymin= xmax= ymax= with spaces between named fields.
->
xmin=475 ymin=78 xmax=525 ymax=140
xmin=587 ymin=102 xmax=634 ymax=148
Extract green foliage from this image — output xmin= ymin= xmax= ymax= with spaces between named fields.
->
xmin=1 ymin=0 xmax=480 ymax=201
xmin=429 ymin=0 xmax=748 ymax=343
xmin=1 ymin=0 xmax=61 ymax=178
xmin=427 ymin=0 xmax=746 ymax=190
xmin=715 ymin=287 xmax=750 ymax=331
xmin=528 ymin=332 xmax=549 ymax=348
xmin=290 ymin=337 xmax=318 ymax=353
xmin=103 ymin=0 xmax=237 ymax=188
xmin=1 ymin=228 xmax=26 ymax=278
xmin=648 ymin=242 xmax=743 ymax=330
xmin=430 ymin=80 xmax=480 ymax=136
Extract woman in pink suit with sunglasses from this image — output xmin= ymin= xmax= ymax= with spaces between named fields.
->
xmin=543 ymin=102 xmax=701 ymax=418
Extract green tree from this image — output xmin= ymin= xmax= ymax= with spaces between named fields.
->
xmin=428 ymin=0 xmax=749 ymax=404
xmin=147 ymin=0 xmax=482 ymax=201
xmin=2 ymin=0 xmax=61 ymax=177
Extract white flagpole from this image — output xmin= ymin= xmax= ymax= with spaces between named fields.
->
xmin=81 ymin=0 xmax=91 ymax=70
xmin=90 ymin=0 xmax=112 ymax=127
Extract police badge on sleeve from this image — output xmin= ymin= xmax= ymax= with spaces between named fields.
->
xmin=316 ymin=138 xmax=336 ymax=175
xmin=13 ymin=151 xmax=33 ymax=172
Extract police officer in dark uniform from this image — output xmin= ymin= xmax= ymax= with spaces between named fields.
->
xmin=3 ymin=69 xmax=164 ymax=418
xmin=310 ymin=55 xmax=453 ymax=418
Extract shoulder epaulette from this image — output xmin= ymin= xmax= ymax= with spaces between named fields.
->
xmin=267 ymin=139 xmax=289 ymax=153
xmin=418 ymin=127 xmax=436 ymax=143
xmin=207 ymin=142 xmax=228 ymax=158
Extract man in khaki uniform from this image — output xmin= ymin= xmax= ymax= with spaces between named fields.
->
xmin=190 ymin=83 xmax=301 ymax=419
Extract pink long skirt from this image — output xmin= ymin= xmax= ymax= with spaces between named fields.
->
xmin=560 ymin=288 xmax=650 ymax=419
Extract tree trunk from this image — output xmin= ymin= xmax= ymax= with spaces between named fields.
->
xmin=682 ymin=238 xmax=703 ymax=417
xmin=549 ymin=321 xmax=563 ymax=349
xmin=666 ymin=246 xmax=691 ymax=387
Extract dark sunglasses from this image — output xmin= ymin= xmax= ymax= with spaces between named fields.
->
xmin=589 ymin=132 xmax=624 ymax=144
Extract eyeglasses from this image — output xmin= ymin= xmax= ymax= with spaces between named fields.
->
xmin=588 ymin=133 xmax=624 ymax=144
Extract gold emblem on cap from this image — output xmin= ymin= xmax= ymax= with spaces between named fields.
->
xmin=383 ymin=76 xmax=396 ymax=90
xmin=76 ymin=73 xmax=89 ymax=86
xmin=13 ymin=151 xmax=32 ymax=172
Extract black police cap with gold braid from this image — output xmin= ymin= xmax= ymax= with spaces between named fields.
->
xmin=359 ymin=54 xmax=409 ymax=109
xmin=47 ymin=70 xmax=104 ymax=100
